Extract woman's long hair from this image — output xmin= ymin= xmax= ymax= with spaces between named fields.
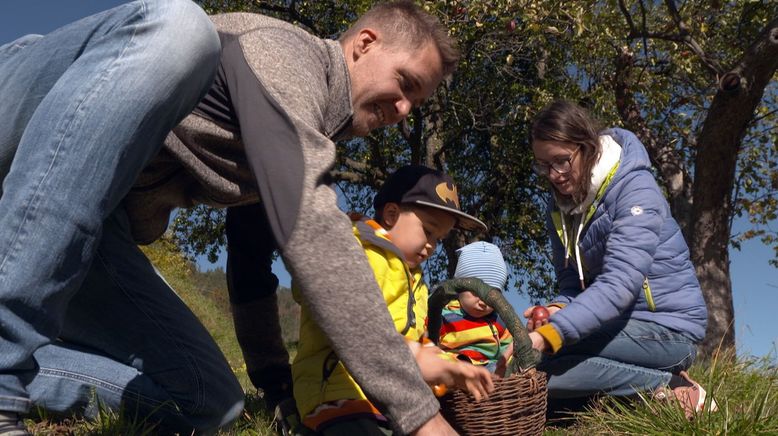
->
xmin=530 ymin=100 xmax=603 ymax=205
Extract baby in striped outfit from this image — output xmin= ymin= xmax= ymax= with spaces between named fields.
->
xmin=438 ymin=241 xmax=514 ymax=375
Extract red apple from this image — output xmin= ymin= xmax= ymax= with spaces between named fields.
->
xmin=531 ymin=306 xmax=550 ymax=324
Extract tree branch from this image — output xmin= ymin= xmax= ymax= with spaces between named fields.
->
xmin=253 ymin=0 xmax=320 ymax=34
xmin=619 ymin=0 xmax=723 ymax=77
xmin=617 ymin=0 xmax=636 ymax=34
xmin=663 ymin=0 xmax=723 ymax=76
xmin=332 ymin=157 xmax=386 ymax=185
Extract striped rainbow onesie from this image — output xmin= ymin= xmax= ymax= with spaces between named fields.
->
xmin=438 ymin=300 xmax=513 ymax=371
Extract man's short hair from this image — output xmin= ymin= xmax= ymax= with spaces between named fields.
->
xmin=340 ymin=0 xmax=460 ymax=76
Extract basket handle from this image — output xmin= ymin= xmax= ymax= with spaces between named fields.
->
xmin=428 ymin=277 xmax=541 ymax=376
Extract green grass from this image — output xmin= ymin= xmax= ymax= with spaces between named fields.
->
xmin=25 ymin=240 xmax=778 ymax=434
xmin=544 ymin=352 xmax=777 ymax=435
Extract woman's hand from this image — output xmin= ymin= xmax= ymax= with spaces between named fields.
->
xmin=413 ymin=345 xmax=494 ymax=401
xmin=528 ymin=331 xmax=549 ymax=353
xmin=523 ymin=305 xmax=561 ymax=331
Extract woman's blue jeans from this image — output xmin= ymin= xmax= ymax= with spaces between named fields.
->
xmin=0 ymin=1 xmax=243 ymax=433
xmin=540 ymin=318 xmax=696 ymax=398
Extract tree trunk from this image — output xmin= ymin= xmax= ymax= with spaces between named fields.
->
xmin=612 ymin=46 xmax=695 ymax=238
xmin=691 ymin=19 xmax=778 ymax=358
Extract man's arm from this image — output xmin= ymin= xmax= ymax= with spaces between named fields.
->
xmin=219 ymin=33 xmax=440 ymax=433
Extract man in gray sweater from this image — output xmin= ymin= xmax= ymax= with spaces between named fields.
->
xmin=0 ymin=0 xmax=470 ymax=434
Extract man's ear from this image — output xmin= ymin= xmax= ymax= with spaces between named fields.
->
xmin=351 ymin=28 xmax=379 ymax=61
xmin=382 ymin=203 xmax=400 ymax=228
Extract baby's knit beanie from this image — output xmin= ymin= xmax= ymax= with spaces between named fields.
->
xmin=454 ymin=241 xmax=508 ymax=291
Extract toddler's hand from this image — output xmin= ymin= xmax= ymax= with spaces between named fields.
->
xmin=449 ymin=360 xmax=494 ymax=401
xmin=415 ymin=346 xmax=494 ymax=401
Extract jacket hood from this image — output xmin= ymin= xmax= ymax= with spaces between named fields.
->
xmin=604 ymin=128 xmax=652 ymax=185
xmin=555 ymin=127 xmax=650 ymax=214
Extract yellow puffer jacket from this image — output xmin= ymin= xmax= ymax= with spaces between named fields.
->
xmin=291 ymin=217 xmax=428 ymax=420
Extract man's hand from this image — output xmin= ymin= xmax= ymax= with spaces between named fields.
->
xmin=411 ymin=413 xmax=458 ymax=436
xmin=522 ymin=305 xmax=561 ymax=331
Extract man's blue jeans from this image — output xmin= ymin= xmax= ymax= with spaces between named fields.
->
xmin=539 ymin=319 xmax=696 ymax=398
xmin=0 ymin=0 xmax=243 ymax=433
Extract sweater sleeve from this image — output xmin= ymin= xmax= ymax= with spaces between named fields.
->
xmin=219 ymin=36 xmax=438 ymax=433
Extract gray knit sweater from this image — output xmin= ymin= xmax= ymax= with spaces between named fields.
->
xmin=123 ymin=13 xmax=438 ymax=433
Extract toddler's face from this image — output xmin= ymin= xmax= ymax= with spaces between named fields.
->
xmin=458 ymin=290 xmax=494 ymax=318
xmin=386 ymin=206 xmax=455 ymax=268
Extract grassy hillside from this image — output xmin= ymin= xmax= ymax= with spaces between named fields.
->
xmin=26 ymin=239 xmax=778 ymax=435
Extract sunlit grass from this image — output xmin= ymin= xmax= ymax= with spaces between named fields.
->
xmin=29 ymin=351 xmax=776 ymax=434
xmin=544 ymin=351 xmax=777 ymax=435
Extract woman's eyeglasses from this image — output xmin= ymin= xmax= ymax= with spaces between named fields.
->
xmin=532 ymin=147 xmax=580 ymax=176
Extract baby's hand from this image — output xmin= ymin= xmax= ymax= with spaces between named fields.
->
xmin=494 ymin=342 xmax=514 ymax=377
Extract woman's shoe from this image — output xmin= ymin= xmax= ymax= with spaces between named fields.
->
xmin=653 ymin=371 xmax=718 ymax=419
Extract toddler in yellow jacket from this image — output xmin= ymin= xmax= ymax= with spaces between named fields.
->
xmin=292 ymin=166 xmax=493 ymax=434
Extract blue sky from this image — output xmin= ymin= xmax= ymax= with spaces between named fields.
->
xmin=3 ymin=1 xmax=775 ymax=360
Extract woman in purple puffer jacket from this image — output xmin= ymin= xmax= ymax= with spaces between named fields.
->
xmin=524 ymin=100 xmax=716 ymax=419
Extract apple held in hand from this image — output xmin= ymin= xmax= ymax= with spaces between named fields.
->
xmin=531 ymin=306 xmax=550 ymax=324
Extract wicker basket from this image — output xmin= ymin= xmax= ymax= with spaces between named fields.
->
xmin=428 ymin=278 xmax=547 ymax=436
xmin=439 ymin=369 xmax=546 ymax=435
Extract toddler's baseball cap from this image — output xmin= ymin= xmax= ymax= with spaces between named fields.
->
xmin=373 ymin=165 xmax=487 ymax=232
